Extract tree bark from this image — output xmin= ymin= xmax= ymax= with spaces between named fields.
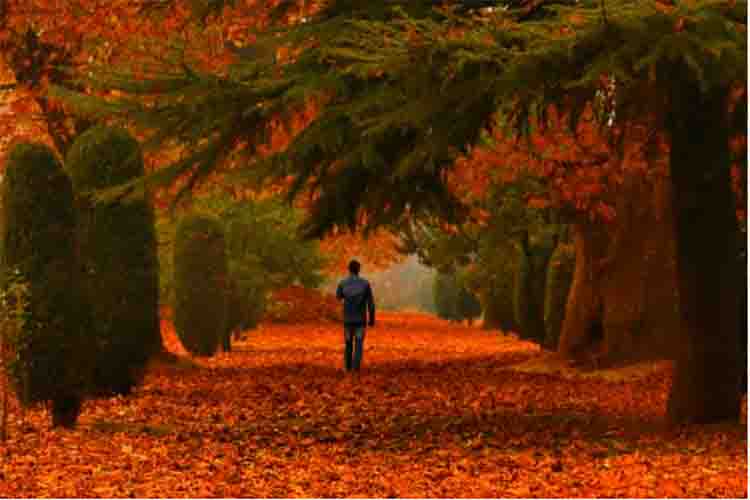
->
xmin=51 ymin=395 xmax=82 ymax=429
xmin=558 ymin=171 xmax=680 ymax=365
xmin=666 ymin=79 xmax=745 ymax=424
xmin=516 ymin=232 xmax=555 ymax=344
xmin=558 ymin=220 xmax=607 ymax=357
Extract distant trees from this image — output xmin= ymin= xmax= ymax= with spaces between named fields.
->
xmin=363 ymin=256 xmax=435 ymax=313
xmin=402 ymin=178 xmax=571 ymax=341
xmin=53 ymin=0 xmax=747 ymax=423
xmin=434 ymin=272 xmax=481 ymax=324
xmin=159 ymin=195 xmax=327 ymax=350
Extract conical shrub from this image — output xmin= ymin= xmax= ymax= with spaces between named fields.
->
xmin=543 ymin=243 xmax=575 ymax=350
xmin=1 ymin=143 xmax=91 ymax=427
xmin=66 ymin=125 xmax=160 ymax=395
xmin=173 ymin=214 xmax=228 ymax=356
xmin=223 ymin=217 xmax=268 ymax=349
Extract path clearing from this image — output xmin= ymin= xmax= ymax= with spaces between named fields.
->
xmin=0 ymin=313 xmax=746 ymax=497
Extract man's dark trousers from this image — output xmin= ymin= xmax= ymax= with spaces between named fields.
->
xmin=344 ymin=325 xmax=366 ymax=371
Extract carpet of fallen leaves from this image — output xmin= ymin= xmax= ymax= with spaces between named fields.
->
xmin=263 ymin=286 xmax=340 ymax=324
xmin=0 ymin=312 xmax=747 ymax=498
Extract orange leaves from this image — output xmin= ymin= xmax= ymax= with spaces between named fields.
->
xmin=526 ymin=195 xmax=551 ymax=209
xmin=264 ymin=285 xmax=340 ymax=323
xmin=449 ymin=105 xmax=670 ymax=224
xmin=7 ymin=95 xmax=35 ymax=114
xmin=319 ymin=229 xmax=402 ymax=275
xmin=0 ymin=313 xmax=747 ymax=497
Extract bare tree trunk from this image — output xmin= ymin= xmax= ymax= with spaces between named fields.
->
xmin=666 ymin=79 xmax=744 ymax=424
xmin=558 ymin=170 xmax=680 ymax=365
xmin=558 ymin=220 xmax=607 ymax=357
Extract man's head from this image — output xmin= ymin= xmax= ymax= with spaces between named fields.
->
xmin=348 ymin=259 xmax=361 ymax=275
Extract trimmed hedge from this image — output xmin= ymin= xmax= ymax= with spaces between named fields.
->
xmin=2 ymin=143 xmax=90 ymax=427
xmin=173 ymin=214 xmax=228 ymax=356
xmin=223 ymin=217 xmax=268 ymax=349
xmin=66 ymin=125 xmax=160 ymax=395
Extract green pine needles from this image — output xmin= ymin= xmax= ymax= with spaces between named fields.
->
xmin=53 ymin=0 xmax=747 ymax=237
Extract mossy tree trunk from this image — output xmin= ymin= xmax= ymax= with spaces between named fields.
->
xmin=666 ymin=78 xmax=745 ymax=424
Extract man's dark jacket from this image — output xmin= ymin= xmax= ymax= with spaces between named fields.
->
xmin=336 ymin=274 xmax=375 ymax=326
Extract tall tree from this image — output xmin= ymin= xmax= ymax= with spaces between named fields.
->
xmin=56 ymin=0 xmax=747 ymax=423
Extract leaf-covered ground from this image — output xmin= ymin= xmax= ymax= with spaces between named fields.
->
xmin=0 ymin=313 xmax=746 ymax=497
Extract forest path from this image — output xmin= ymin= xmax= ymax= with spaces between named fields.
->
xmin=0 ymin=312 xmax=746 ymax=497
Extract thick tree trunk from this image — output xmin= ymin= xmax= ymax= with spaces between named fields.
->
xmin=558 ymin=172 xmax=680 ymax=365
xmin=666 ymin=81 xmax=744 ymax=424
xmin=558 ymin=221 xmax=607 ymax=357
xmin=543 ymin=242 xmax=575 ymax=350
xmin=51 ymin=395 xmax=82 ymax=429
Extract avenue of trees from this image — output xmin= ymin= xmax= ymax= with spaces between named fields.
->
xmin=0 ymin=134 xmax=328 ymax=426
xmin=0 ymin=0 xmax=746 ymax=425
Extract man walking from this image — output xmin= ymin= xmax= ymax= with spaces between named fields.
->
xmin=336 ymin=260 xmax=375 ymax=372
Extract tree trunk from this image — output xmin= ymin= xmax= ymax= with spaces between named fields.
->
xmin=516 ymin=232 xmax=555 ymax=344
xmin=481 ymin=292 xmax=502 ymax=330
xmin=51 ymin=395 xmax=82 ymax=429
xmin=666 ymin=80 xmax=744 ymax=424
xmin=558 ymin=171 xmax=680 ymax=364
xmin=543 ymin=242 xmax=575 ymax=350
xmin=558 ymin=220 xmax=607 ymax=357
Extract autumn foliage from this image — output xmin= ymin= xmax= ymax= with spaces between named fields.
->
xmin=263 ymin=286 xmax=340 ymax=324
xmin=448 ymin=108 xmax=668 ymax=223
xmin=0 ymin=313 xmax=746 ymax=497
